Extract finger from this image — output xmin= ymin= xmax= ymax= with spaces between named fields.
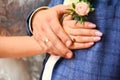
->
xmin=53 ymin=5 xmax=71 ymax=18
xmin=33 ymin=29 xmax=60 ymax=56
xmin=64 ymin=21 xmax=96 ymax=29
xmin=71 ymin=36 xmax=101 ymax=43
xmin=50 ymin=17 xmax=73 ymax=47
xmin=43 ymin=23 xmax=73 ymax=59
xmin=76 ymin=21 xmax=96 ymax=28
xmin=68 ymin=28 xmax=103 ymax=36
xmin=32 ymin=17 xmax=73 ymax=58
xmin=32 ymin=24 xmax=72 ymax=58
xmin=32 ymin=28 xmax=49 ymax=53
xmin=63 ymin=15 xmax=73 ymax=21
xmin=69 ymin=42 xmax=94 ymax=49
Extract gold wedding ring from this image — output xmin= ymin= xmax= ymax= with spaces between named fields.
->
xmin=44 ymin=39 xmax=49 ymax=43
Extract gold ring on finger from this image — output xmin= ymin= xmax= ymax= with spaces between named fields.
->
xmin=44 ymin=38 xmax=49 ymax=43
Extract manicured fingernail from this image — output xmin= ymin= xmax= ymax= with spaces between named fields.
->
xmin=66 ymin=52 xmax=73 ymax=58
xmin=94 ymin=37 xmax=101 ymax=41
xmin=88 ymin=42 xmax=94 ymax=45
xmin=88 ymin=23 xmax=96 ymax=28
xmin=66 ymin=40 xmax=72 ymax=47
xmin=96 ymin=31 xmax=103 ymax=36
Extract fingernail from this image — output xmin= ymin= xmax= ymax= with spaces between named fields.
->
xmin=66 ymin=52 xmax=73 ymax=58
xmin=66 ymin=40 xmax=72 ymax=47
xmin=94 ymin=37 xmax=101 ymax=41
xmin=88 ymin=42 xmax=94 ymax=45
xmin=96 ymin=31 xmax=103 ymax=36
xmin=88 ymin=23 xmax=96 ymax=28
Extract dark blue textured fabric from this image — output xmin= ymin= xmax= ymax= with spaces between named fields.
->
xmin=26 ymin=10 xmax=33 ymax=36
xmin=48 ymin=0 xmax=64 ymax=7
xmin=48 ymin=0 xmax=120 ymax=80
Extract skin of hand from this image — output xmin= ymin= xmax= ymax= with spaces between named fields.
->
xmin=32 ymin=5 xmax=102 ymax=59
xmin=62 ymin=15 xmax=103 ymax=49
xmin=32 ymin=5 xmax=74 ymax=59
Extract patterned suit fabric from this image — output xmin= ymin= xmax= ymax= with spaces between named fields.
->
xmin=47 ymin=0 xmax=120 ymax=80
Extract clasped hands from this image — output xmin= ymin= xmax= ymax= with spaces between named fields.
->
xmin=31 ymin=5 xmax=102 ymax=59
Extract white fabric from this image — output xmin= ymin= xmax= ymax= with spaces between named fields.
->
xmin=42 ymin=55 xmax=60 ymax=80
xmin=63 ymin=0 xmax=79 ymax=5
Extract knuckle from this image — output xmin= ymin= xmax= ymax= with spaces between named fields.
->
xmin=91 ymin=37 xmax=95 ymax=41
xmin=93 ymin=30 xmax=99 ymax=36
xmin=47 ymin=43 xmax=53 ymax=51
xmin=55 ymin=27 xmax=61 ymax=35
xmin=59 ymin=51 xmax=66 ymax=56
xmin=78 ymin=36 xmax=83 ymax=41
xmin=84 ymin=22 xmax=89 ymax=27
xmin=58 ymin=53 xmax=65 ymax=57
xmin=87 ymin=37 xmax=94 ymax=41
xmin=61 ymin=52 xmax=67 ymax=58
xmin=62 ymin=21 xmax=67 ymax=26
xmin=46 ymin=17 xmax=53 ymax=23
xmin=49 ymin=41 xmax=53 ymax=46
xmin=81 ymin=43 xmax=91 ymax=48
xmin=55 ymin=41 xmax=63 ymax=48
xmin=79 ymin=29 xmax=84 ymax=35
xmin=87 ymin=30 xmax=94 ymax=35
xmin=76 ymin=36 xmax=83 ymax=42
xmin=56 ymin=45 xmax=67 ymax=56
xmin=43 ymin=46 xmax=49 ymax=52
xmin=56 ymin=50 xmax=66 ymax=57
xmin=51 ymin=24 xmax=61 ymax=35
xmin=51 ymin=38 xmax=59 ymax=46
xmin=83 ymin=44 xmax=91 ymax=48
xmin=77 ymin=23 xmax=83 ymax=28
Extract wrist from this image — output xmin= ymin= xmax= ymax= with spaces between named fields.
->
xmin=29 ymin=6 xmax=49 ymax=33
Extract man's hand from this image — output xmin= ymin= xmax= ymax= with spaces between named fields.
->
xmin=32 ymin=5 xmax=73 ymax=59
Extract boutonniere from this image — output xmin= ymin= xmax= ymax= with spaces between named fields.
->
xmin=66 ymin=0 xmax=94 ymax=23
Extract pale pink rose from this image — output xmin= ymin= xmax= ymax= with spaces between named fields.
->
xmin=75 ymin=2 xmax=90 ymax=16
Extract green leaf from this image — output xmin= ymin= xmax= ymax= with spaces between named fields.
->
xmin=66 ymin=9 xmax=75 ymax=12
xmin=80 ymin=17 xmax=83 ymax=24
xmin=66 ymin=9 xmax=75 ymax=15
xmin=66 ymin=0 xmax=94 ymax=24
xmin=74 ymin=15 xmax=79 ymax=19
xmin=72 ymin=3 xmax=76 ymax=9
xmin=90 ymin=8 xmax=95 ymax=12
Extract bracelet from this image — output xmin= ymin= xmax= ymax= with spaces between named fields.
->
xmin=29 ymin=6 xmax=49 ymax=33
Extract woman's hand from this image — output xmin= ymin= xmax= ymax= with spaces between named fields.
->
xmin=62 ymin=15 xmax=103 ymax=49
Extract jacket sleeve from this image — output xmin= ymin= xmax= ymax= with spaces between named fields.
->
xmin=26 ymin=10 xmax=33 ymax=36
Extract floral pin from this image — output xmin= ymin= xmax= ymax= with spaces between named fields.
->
xmin=66 ymin=0 xmax=94 ymax=23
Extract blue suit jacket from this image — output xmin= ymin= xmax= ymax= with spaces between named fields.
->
xmin=27 ymin=0 xmax=120 ymax=80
